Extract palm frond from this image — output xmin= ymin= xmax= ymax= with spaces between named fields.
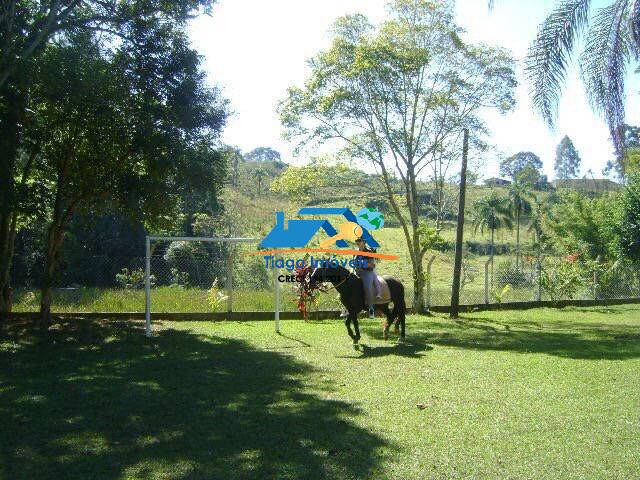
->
xmin=580 ymin=0 xmax=633 ymax=157
xmin=631 ymin=0 xmax=640 ymax=50
xmin=525 ymin=0 xmax=592 ymax=126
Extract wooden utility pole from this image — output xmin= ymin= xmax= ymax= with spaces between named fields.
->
xmin=450 ymin=129 xmax=469 ymax=319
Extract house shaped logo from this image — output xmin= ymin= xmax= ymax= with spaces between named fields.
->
xmin=259 ymin=207 xmax=381 ymax=249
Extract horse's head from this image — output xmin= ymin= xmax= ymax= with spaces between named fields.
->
xmin=309 ymin=263 xmax=349 ymax=288
xmin=308 ymin=267 xmax=325 ymax=288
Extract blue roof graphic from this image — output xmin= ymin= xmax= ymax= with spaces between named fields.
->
xmin=258 ymin=209 xmax=380 ymax=249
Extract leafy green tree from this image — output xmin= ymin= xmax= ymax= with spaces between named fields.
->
xmin=0 ymin=0 xmax=217 ymax=313
xmin=279 ymin=0 xmax=516 ymax=312
xmin=508 ymin=177 xmax=533 ymax=266
xmin=245 ymin=147 xmax=281 ymax=163
xmin=604 ymin=124 xmax=640 ymax=178
xmin=545 ymin=191 xmax=619 ymax=262
xmin=0 ymin=0 xmax=215 ymax=89
xmin=471 ymin=191 xmax=512 ymax=283
xmin=24 ymin=27 xmax=226 ymax=321
xmin=220 ymin=147 xmax=243 ymax=189
xmin=528 ymin=195 xmax=549 ymax=251
xmin=500 ymin=152 xmax=543 ymax=180
xmin=254 ymin=167 xmax=268 ymax=195
xmin=270 ymin=160 xmax=353 ymax=204
xmin=554 ymin=136 xmax=582 ymax=179
xmin=623 ymin=148 xmax=640 ymax=176
xmin=617 ymin=173 xmax=640 ymax=263
xmin=516 ymin=165 xmax=550 ymax=191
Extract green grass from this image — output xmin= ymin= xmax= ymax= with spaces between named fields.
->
xmin=2 ymin=305 xmax=639 ymax=479
xmin=11 ymin=287 xmax=342 ymax=313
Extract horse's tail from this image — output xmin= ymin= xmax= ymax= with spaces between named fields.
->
xmin=386 ymin=277 xmax=406 ymax=338
xmin=396 ymin=283 xmax=407 ymax=338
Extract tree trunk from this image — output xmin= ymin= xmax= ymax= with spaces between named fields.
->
xmin=515 ymin=208 xmax=520 ymax=267
xmin=39 ymin=171 xmax=69 ymax=326
xmin=450 ymin=129 xmax=469 ymax=319
xmin=0 ymin=85 xmax=21 ymax=314
xmin=376 ymin=160 xmax=426 ymax=314
xmin=39 ymin=224 xmax=64 ymax=326
xmin=490 ymin=227 xmax=495 ymax=290
xmin=407 ymin=162 xmax=427 ymax=313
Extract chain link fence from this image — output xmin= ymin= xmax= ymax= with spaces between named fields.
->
xmin=10 ymin=239 xmax=640 ymax=314
xmin=423 ymin=252 xmax=640 ymax=308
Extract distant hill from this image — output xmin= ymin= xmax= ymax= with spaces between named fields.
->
xmin=552 ymin=178 xmax=621 ymax=193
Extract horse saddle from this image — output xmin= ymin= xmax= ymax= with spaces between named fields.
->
xmin=373 ymin=275 xmax=392 ymax=304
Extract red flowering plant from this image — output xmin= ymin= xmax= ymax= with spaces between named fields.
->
xmin=566 ymin=252 xmax=580 ymax=263
xmin=293 ymin=265 xmax=329 ymax=319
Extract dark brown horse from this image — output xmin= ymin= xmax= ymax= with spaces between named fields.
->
xmin=309 ymin=265 xmax=406 ymax=344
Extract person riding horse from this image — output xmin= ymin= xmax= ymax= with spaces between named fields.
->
xmin=354 ymin=237 xmax=382 ymax=318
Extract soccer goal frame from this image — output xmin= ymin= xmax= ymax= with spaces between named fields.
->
xmin=144 ymin=236 xmax=281 ymax=337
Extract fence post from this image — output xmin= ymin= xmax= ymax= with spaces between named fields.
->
xmin=274 ymin=257 xmax=281 ymax=333
xmin=145 ymin=236 xmax=151 ymax=338
xmin=484 ymin=258 xmax=491 ymax=304
xmin=426 ymin=255 xmax=435 ymax=308
xmin=593 ymin=256 xmax=601 ymax=301
xmin=226 ymin=248 xmax=233 ymax=314
xmin=536 ymin=252 xmax=542 ymax=302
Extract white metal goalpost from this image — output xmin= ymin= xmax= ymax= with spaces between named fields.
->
xmin=144 ymin=236 xmax=281 ymax=337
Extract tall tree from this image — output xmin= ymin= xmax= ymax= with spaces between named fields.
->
xmin=279 ymin=0 xmax=516 ymax=312
xmin=0 ymin=0 xmax=217 ymax=313
xmin=528 ymin=195 xmax=549 ymax=249
xmin=471 ymin=191 xmax=512 ymax=278
xmin=508 ymin=177 xmax=533 ymax=266
xmin=450 ymin=129 xmax=469 ymax=320
xmin=24 ymin=26 xmax=226 ymax=321
xmin=500 ymin=151 xmax=543 ymax=180
xmin=555 ymin=136 xmax=582 ymax=179
xmin=245 ymin=147 xmax=281 ymax=163
xmin=617 ymin=172 xmax=640 ymax=264
xmin=524 ymin=0 xmax=640 ymax=162
xmin=0 ymin=0 xmax=215 ymax=89
xmin=604 ymin=124 xmax=640 ymax=178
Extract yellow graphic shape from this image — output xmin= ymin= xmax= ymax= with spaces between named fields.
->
xmin=318 ymin=221 xmax=363 ymax=249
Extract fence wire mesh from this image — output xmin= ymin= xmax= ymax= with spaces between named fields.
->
xmin=9 ymin=238 xmax=640 ymax=314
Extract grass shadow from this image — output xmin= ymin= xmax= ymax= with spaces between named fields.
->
xmin=361 ymin=314 xmax=640 ymax=360
xmin=0 ymin=319 xmax=390 ymax=479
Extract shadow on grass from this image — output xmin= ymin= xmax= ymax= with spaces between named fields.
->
xmin=0 ymin=320 xmax=389 ymax=480
xmin=362 ymin=315 xmax=640 ymax=361
xmin=358 ymin=342 xmax=432 ymax=359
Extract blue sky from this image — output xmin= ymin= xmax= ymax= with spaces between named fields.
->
xmin=190 ymin=0 xmax=640 ymax=180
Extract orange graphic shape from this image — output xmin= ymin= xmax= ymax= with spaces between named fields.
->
xmin=244 ymin=248 xmax=399 ymax=261
xmin=318 ymin=221 xmax=363 ymax=249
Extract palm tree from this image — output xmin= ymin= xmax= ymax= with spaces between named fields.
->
xmin=491 ymin=1 xmax=640 ymax=166
xmin=471 ymin=192 xmax=513 ymax=281
xmin=508 ymin=177 xmax=533 ymax=266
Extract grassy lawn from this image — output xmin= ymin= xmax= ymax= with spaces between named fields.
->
xmin=2 ymin=305 xmax=640 ymax=479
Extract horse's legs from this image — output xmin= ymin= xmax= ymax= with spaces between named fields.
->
xmin=350 ymin=312 xmax=361 ymax=343
xmin=344 ymin=316 xmax=355 ymax=342
xmin=399 ymin=307 xmax=406 ymax=339
xmin=379 ymin=304 xmax=392 ymax=340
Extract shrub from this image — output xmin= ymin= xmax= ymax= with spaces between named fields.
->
xmin=169 ymin=268 xmax=191 ymax=288
xmin=495 ymin=259 xmax=531 ymax=289
xmin=115 ymin=268 xmax=154 ymax=289
xmin=540 ymin=257 xmax=586 ymax=301
xmin=207 ymin=278 xmax=228 ymax=311
xmin=234 ymin=256 xmax=270 ymax=289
